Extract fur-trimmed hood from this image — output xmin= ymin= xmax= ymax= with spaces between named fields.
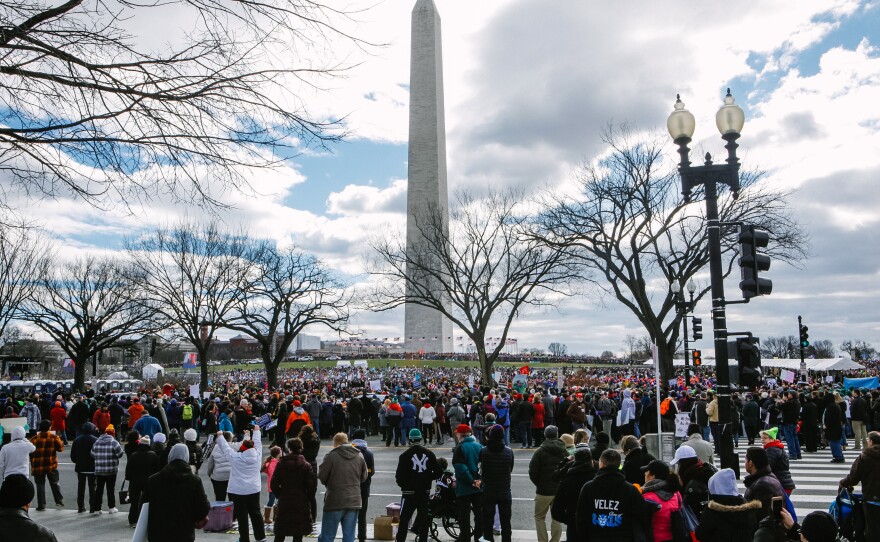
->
xmin=707 ymin=497 xmax=763 ymax=513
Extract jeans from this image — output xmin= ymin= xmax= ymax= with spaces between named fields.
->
xmin=518 ymin=422 xmax=532 ymax=447
xmin=829 ymin=438 xmax=844 ymax=460
xmin=267 ymin=491 xmax=277 ymax=508
xmin=34 ymin=470 xmax=63 ymax=508
xmin=782 ymin=424 xmax=801 ymax=459
xmin=701 ymin=425 xmax=711 ymax=442
xmin=397 ymin=492 xmax=430 ymax=542
xmin=482 ymin=491 xmax=512 ymax=542
xmin=230 ymin=492 xmax=266 ymax=542
xmin=534 ymin=494 xmax=562 ymax=542
xmin=77 ymin=473 xmax=95 ymax=511
xmin=92 ymin=473 xmax=117 ymax=511
xmin=503 ymin=426 xmax=510 ymax=446
xmin=456 ymin=492 xmax=483 ymax=542
xmin=319 ymin=508 xmax=358 ymax=542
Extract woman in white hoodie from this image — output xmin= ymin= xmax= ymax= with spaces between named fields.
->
xmin=0 ymin=426 xmax=35 ymax=479
xmin=215 ymin=425 xmax=265 ymax=542
xmin=418 ymin=402 xmax=437 ymax=445
xmin=205 ymin=431 xmax=233 ymax=500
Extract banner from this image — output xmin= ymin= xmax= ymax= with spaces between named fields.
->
xmin=182 ymin=352 xmax=198 ymax=369
xmin=254 ymin=413 xmax=272 ymax=430
xmin=844 ymin=377 xmax=879 ymax=389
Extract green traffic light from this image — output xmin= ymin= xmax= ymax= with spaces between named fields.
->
xmin=801 ymin=340 xmax=809 ymax=348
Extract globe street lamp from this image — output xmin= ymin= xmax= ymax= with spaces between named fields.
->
xmin=667 ymin=89 xmax=745 ymax=472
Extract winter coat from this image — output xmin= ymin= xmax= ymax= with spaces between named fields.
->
xmin=642 ymin=478 xmax=682 ymax=542
xmin=0 ymin=508 xmax=58 ymax=542
xmin=694 ymin=495 xmax=761 ymax=542
xmin=622 ymin=447 xmax=655 ymax=485
xmin=823 ymin=400 xmax=843 ymax=441
xmin=29 ymin=431 xmax=63 ymax=475
xmin=303 ymin=434 xmax=321 ymax=470
xmin=133 ymin=415 xmax=162 ymax=439
xmin=763 ymin=440 xmax=795 ymax=490
xmin=453 ymin=435 xmax=483 ymax=497
xmin=126 ymin=444 xmax=161 ymax=485
xmin=677 ymin=459 xmax=717 ymax=515
xmin=49 ymin=406 xmax=66 ymax=432
xmin=742 ymin=400 xmax=761 ymax=429
xmin=218 ymin=412 xmax=233 ymax=433
xmin=743 ymin=466 xmax=785 ymax=523
xmin=205 ymin=441 xmax=231 ymax=481
xmin=91 ymin=433 xmax=124 ymax=475
xmin=418 ymin=405 xmax=436 ymax=424
xmin=532 ymin=402 xmax=545 ymax=429
xmin=447 ymin=404 xmax=466 ymax=427
xmin=529 ymin=437 xmax=568 ymax=496
xmin=352 ymin=439 xmax=375 ymax=496
xmin=0 ymin=427 xmax=35 ymax=478
xmin=285 ymin=407 xmax=312 ymax=437
xmin=128 ymin=402 xmax=145 ymax=427
xmin=400 ymin=402 xmax=417 ymax=429
xmin=70 ymin=424 xmax=98 ymax=473
xmin=92 ymin=409 xmax=111 ymax=433
xmin=780 ymin=399 xmax=800 ymax=425
xmin=683 ymin=434 xmax=715 ymax=466
xmin=319 ymin=444 xmax=368 ymax=510
xmin=850 ymin=396 xmax=868 ymax=422
xmin=213 ymin=427 xmax=262 ymax=496
xmin=67 ymin=401 xmax=90 ymax=429
xmin=271 ymin=452 xmax=318 ymax=537
xmin=479 ymin=439 xmax=514 ymax=494
xmin=21 ymin=403 xmax=41 ymax=430
xmin=576 ymin=467 xmax=649 ymax=542
xmin=550 ymin=458 xmax=597 ymax=539
xmin=840 ymin=443 xmax=880 ymax=501
xmin=397 ymin=443 xmax=442 ymax=494
xmin=142 ymin=460 xmax=211 ymax=542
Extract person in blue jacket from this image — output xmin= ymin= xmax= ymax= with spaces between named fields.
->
xmin=218 ymin=409 xmax=234 ymax=433
xmin=453 ymin=424 xmax=483 ymax=542
xmin=493 ymin=395 xmax=512 ymax=446
xmin=400 ymin=397 xmax=417 ymax=446
xmin=132 ymin=412 xmax=162 ymax=440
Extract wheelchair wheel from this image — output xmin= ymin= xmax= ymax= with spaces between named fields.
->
xmin=442 ymin=515 xmax=459 ymax=539
xmin=430 ymin=519 xmax=441 ymax=542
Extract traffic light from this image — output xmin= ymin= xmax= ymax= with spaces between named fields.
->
xmin=692 ymin=349 xmax=702 ymax=366
xmin=692 ymin=317 xmax=703 ymax=341
xmin=736 ymin=336 xmax=762 ymax=389
xmin=738 ymin=225 xmax=773 ymax=299
xmin=800 ymin=325 xmax=809 ymax=349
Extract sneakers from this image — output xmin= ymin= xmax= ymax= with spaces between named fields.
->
xmin=109 ymin=507 xmax=119 ymax=514
xmin=56 ymin=502 xmax=64 ymax=508
xmin=90 ymin=510 xmax=102 ymax=515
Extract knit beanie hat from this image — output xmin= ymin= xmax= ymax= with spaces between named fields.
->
xmin=487 ymin=425 xmax=505 ymax=441
xmin=455 ymin=424 xmax=472 ymax=434
xmin=561 ymin=434 xmax=575 ymax=447
xmin=139 ymin=435 xmax=151 ymax=445
xmin=764 ymin=427 xmax=779 ymax=440
xmin=153 ymin=433 xmax=167 ymax=444
xmin=544 ymin=425 xmax=559 ymax=439
xmin=0 ymin=474 xmax=35 ymax=508
xmin=800 ymin=511 xmax=837 ymax=541
xmin=105 ymin=424 xmax=115 ymax=436
xmin=708 ymin=468 xmax=740 ymax=497
xmin=408 ymin=428 xmax=422 ymax=442
xmin=184 ymin=428 xmax=197 ymax=442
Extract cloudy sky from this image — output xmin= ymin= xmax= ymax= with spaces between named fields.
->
xmin=9 ymin=0 xmax=880 ymax=357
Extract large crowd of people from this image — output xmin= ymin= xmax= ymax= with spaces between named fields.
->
xmin=0 ymin=363 xmax=878 ymax=542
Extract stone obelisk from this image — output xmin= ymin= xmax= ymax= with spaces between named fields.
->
xmin=404 ymin=0 xmax=453 ymax=354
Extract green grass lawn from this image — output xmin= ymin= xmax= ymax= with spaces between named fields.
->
xmin=166 ymin=358 xmax=618 ymax=373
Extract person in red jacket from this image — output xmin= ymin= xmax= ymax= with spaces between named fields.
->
xmin=285 ymin=400 xmax=313 ymax=437
xmin=50 ymin=401 xmax=68 ymax=445
xmin=92 ymin=403 xmax=111 ymax=434
xmin=127 ymin=397 xmax=144 ymax=428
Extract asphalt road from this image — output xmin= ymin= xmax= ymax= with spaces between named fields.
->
xmin=45 ymin=434 xmax=544 ymax=530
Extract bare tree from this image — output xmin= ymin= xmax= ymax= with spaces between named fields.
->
xmin=370 ymin=190 xmax=580 ymax=384
xmin=548 ymin=342 xmax=567 ymax=357
xmin=539 ymin=125 xmax=808 ymax=383
xmin=809 ymin=339 xmax=835 ymax=359
xmin=223 ymin=244 xmax=350 ymax=388
xmin=0 ymin=1 xmax=370 ymax=210
xmin=127 ymin=222 xmax=252 ymax=391
xmin=0 ymin=223 xmax=49 ymax=342
xmin=17 ymin=256 xmax=155 ymax=390
xmin=760 ymin=336 xmax=797 ymax=358
xmin=840 ymin=340 xmax=876 ymax=362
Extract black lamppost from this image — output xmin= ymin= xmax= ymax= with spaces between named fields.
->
xmin=667 ymin=89 xmax=745 ymax=471
xmin=671 ymin=279 xmax=697 ymax=387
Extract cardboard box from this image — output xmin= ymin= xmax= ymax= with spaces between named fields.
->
xmin=374 ymin=516 xmax=398 ymax=540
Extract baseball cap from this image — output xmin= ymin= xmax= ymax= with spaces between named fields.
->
xmin=669 ymin=445 xmax=697 ymax=465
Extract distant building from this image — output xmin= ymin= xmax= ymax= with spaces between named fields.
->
xmin=295 ymin=334 xmax=321 ymax=352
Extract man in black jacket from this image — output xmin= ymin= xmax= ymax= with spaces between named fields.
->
xmin=0 ymin=475 xmax=58 ymax=542
xmin=850 ymin=389 xmax=869 ymax=451
xmin=395 ymin=429 xmax=442 ymax=542
xmin=69 ymin=421 xmax=98 ymax=513
xmin=779 ymin=391 xmax=802 ymax=460
xmin=576 ymin=449 xmax=648 ymax=542
xmin=839 ymin=430 xmax=880 ymax=539
xmin=352 ymin=429 xmax=375 ymax=542
xmin=517 ymin=396 xmax=534 ymax=449
xmin=479 ymin=425 xmax=514 ymax=542
xmin=529 ymin=426 xmax=567 ymax=542
xmin=142 ymin=443 xmax=211 ymax=542
xmin=552 ymin=443 xmax=597 ymax=542
xmin=125 ymin=435 xmax=160 ymax=527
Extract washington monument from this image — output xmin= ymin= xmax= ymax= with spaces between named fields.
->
xmin=404 ymin=0 xmax=453 ymax=354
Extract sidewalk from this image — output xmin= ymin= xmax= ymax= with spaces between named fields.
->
xmin=33 ymin=509 xmax=542 ymax=542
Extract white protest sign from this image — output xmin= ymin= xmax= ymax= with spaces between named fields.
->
xmin=493 ymin=372 xmax=501 ymax=384
xmin=780 ymin=370 xmax=795 ymax=383
xmin=468 ymin=375 xmax=475 ymax=388
xmin=557 ymin=368 xmax=563 ymax=389
xmin=675 ymin=412 xmax=691 ymax=437
xmin=370 ymin=379 xmax=381 ymax=392
xmin=189 ymin=384 xmax=200 ymax=398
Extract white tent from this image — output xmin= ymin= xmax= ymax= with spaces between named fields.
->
xmin=142 ymin=364 xmax=164 ymax=380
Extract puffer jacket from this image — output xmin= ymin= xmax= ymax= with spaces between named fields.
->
xmin=694 ymin=495 xmax=761 ymax=542
xmin=70 ymin=423 xmax=98 ymax=473
xmin=743 ymin=466 xmax=785 ymax=523
xmin=319 ymin=444 xmax=368 ymax=510
xmin=641 ymin=479 xmax=682 ymax=542
xmin=205 ymin=440 xmax=232 ymax=481
xmin=528 ymin=437 xmax=568 ymax=496
xmin=763 ymin=440 xmax=795 ymax=490
xmin=479 ymin=439 xmax=514 ymax=494
xmin=453 ymin=435 xmax=483 ymax=497
xmin=213 ymin=427 xmax=262 ymax=495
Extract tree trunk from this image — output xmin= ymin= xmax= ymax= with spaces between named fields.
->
xmin=198 ymin=345 xmax=209 ymax=393
xmin=73 ymin=349 xmax=89 ymax=392
xmin=477 ymin=346 xmax=492 ymax=386
xmin=266 ymin=362 xmax=279 ymax=390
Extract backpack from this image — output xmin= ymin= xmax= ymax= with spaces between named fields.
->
xmin=660 ymin=399 xmax=671 ymax=416
xmin=182 ymin=404 xmax=193 ymax=420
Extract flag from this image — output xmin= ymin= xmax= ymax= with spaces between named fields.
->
xmin=518 ymin=365 xmax=530 ymax=375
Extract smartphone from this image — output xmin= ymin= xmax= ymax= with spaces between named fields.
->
xmin=771 ymin=496 xmax=783 ymax=519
